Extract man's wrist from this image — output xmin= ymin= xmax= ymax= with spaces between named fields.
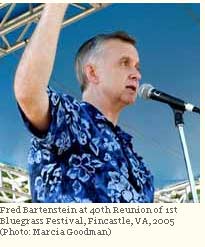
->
xmin=44 ymin=3 xmax=69 ymax=13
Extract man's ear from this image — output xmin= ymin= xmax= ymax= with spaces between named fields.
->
xmin=84 ymin=64 xmax=99 ymax=84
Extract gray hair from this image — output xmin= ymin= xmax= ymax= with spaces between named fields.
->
xmin=75 ymin=31 xmax=136 ymax=92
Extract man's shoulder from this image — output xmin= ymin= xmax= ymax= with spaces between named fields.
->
xmin=47 ymin=86 xmax=81 ymax=108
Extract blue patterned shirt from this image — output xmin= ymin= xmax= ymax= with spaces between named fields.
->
xmin=19 ymin=87 xmax=154 ymax=202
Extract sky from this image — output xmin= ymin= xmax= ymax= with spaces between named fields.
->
xmin=0 ymin=3 xmax=200 ymax=189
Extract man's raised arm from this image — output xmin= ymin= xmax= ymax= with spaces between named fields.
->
xmin=14 ymin=4 xmax=68 ymax=132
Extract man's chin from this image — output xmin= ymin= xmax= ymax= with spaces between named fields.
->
xmin=121 ymin=96 xmax=136 ymax=106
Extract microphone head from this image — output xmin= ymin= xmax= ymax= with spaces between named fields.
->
xmin=138 ymin=83 xmax=154 ymax=99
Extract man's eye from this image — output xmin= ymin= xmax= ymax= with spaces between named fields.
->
xmin=121 ymin=60 xmax=129 ymax=66
xmin=136 ymin=66 xmax=141 ymax=72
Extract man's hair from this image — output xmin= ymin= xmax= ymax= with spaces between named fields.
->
xmin=75 ymin=31 xmax=136 ymax=92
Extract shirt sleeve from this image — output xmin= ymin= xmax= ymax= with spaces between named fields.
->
xmin=17 ymin=87 xmax=80 ymax=150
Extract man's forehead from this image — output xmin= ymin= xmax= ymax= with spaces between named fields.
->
xmin=103 ymin=39 xmax=139 ymax=60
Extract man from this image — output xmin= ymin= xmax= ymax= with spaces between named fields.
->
xmin=14 ymin=3 xmax=154 ymax=202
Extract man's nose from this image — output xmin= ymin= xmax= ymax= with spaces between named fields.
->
xmin=129 ymin=69 xmax=141 ymax=81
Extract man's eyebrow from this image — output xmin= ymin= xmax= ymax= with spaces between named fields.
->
xmin=119 ymin=56 xmax=130 ymax=61
xmin=119 ymin=56 xmax=140 ymax=67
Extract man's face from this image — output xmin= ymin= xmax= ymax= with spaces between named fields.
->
xmin=96 ymin=39 xmax=141 ymax=106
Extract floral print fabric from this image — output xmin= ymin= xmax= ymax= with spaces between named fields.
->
xmin=19 ymin=87 xmax=154 ymax=202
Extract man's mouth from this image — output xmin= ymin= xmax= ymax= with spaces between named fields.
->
xmin=125 ymin=85 xmax=137 ymax=92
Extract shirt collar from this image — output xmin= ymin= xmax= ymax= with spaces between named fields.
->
xmin=80 ymin=101 xmax=133 ymax=145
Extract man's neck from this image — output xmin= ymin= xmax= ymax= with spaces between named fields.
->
xmin=82 ymin=90 xmax=123 ymax=126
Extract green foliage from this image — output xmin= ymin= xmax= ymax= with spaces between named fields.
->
xmin=188 ymin=189 xmax=200 ymax=201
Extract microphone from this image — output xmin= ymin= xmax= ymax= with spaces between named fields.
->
xmin=138 ymin=84 xmax=200 ymax=114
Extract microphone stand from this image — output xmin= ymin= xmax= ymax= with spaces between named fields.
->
xmin=171 ymin=107 xmax=199 ymax=203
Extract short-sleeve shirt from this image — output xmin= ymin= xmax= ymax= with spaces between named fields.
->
xmin=19 ymin=87 xmax=154 ymax=203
